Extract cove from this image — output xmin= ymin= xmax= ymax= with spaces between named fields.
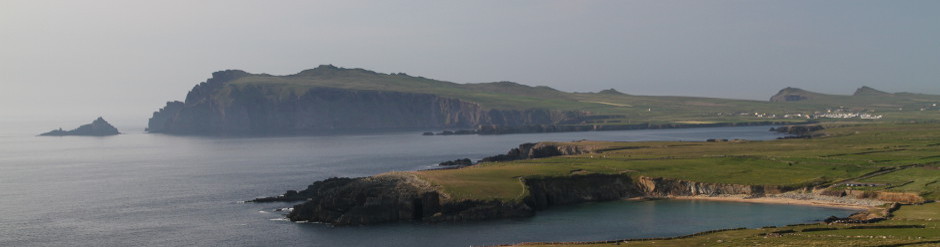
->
xmin=282 ymin=199 xmax=856 ymax=247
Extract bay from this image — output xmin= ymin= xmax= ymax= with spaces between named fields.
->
xmin=0 ymin=125 xmax=855 ymax=246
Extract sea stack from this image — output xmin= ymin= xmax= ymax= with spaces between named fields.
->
xmin=40 ymin=117 xmax=120 ymax=136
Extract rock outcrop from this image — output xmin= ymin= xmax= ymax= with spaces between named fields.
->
xmin=40 ymin=117 xmax=120 ymax=136
xmin=437 ymin=158 xmax=473 ymax=167
xmin=523 ymin=174 xmax=644 ymax=210
xmin=480 ymin=142 xmax=596 ymax=162
xmin=284 ymin=174 xmax=446 ymax=225
xmin=254 ymin=174 xmax=533 ymax=225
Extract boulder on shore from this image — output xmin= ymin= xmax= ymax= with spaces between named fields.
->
xmin=40 ymin=117 xmax=120 ymax=136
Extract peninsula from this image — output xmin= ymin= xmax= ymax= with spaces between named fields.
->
xmin=253 ymin=123 xmax=940 ymax=245
xmin=147 ymin=65 xmax=940 ymax=136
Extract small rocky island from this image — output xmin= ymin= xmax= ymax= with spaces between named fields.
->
xmin=40 ymin=117 xmax=120 ymax=136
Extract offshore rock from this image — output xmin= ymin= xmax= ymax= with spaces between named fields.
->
xmin=39 ymin=117 xmax=120 ymax=136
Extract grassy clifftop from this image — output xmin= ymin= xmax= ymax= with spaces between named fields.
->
xmin=412 ymin=123 xmax=940 ymax=202
xmin=401 ymin=123 xmax=940 ymax=246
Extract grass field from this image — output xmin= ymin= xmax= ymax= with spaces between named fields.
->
xmin=411 ymin=123 xmax=940 ymax=203
xmin=428 ymin=123 xmax=940 ymax=247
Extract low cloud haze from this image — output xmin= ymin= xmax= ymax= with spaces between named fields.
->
xmin=2 ymin=0 xmax=938 ymax=127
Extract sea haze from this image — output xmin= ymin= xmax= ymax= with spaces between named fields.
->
xmin=0 ymin=125 xmax=856 ymax=247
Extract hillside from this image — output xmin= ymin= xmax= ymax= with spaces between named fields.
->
xmin=770 ymin=86 xmax=940 ymax=114
xmin=147 ymin=65 xmax=940 ymax=135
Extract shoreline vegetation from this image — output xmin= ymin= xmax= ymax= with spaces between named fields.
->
xmin=252 ymin=122 xmax=940 ymax=246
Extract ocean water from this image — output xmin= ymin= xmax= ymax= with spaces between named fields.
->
xmin=0 ymin=124 xmax=856 ymax=246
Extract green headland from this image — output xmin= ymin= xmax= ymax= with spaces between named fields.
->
xmin=255 ymin=122 xmax=940 ymax=246
xmin=149 ymin=65 xmax=940 ymax=135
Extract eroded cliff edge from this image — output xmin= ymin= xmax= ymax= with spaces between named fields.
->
xmin=147 ymin=68 xmax=584 ymax=135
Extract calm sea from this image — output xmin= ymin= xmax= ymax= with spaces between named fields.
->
xmin=0 ymin=123 xmax=855 ymax=246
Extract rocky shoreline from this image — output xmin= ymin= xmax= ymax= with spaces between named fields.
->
xmin=249 ymin=125 xmax=920 ymax=226
xmin=250 ymin=172 xmax=904 ymax=226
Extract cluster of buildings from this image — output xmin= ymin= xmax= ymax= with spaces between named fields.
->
xmin=815 ymin=112 xmax=883 ymax=120
xmin=728 ymin=110 xmax=884 ymax=120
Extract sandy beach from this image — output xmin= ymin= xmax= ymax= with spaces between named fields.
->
xmin=664 ymin=194 xmax=878 ymax=210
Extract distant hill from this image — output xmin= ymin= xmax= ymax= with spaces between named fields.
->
xmin=769 ymin=87 xmax=832 ymax=102
xmin=853 ymin=86 xmax=891 ymax=96
xmin=147 ymin=65 xmax=940 ymax=135
xmin=769 ymin=86 xmax=940 ymax=113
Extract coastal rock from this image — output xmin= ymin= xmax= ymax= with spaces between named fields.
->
xmin=282 ymin=174 xmax=532 ymax=225
xmin=524 ymin=174 xmax=643 ymax=210
xmin=285 ymin=175 xmax=438 ymax=225
xmin=480 ymin=142 xmax=595 ymax=162
xmin=634 ymin=176 xmax=785 ymax=197
xmin=438 ymin=158 xmax=473 ymax=167
xmin=39 ymin=117 xmax=120 ymax=136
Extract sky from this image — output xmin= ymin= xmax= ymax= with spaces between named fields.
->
xmin=2 ymin=0 xmax=939 ymax=128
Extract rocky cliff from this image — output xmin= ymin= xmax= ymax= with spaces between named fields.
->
xmin=40 ymin=117 xmax=120 ymax=136
xmin=147 ymin=69 xmax=584 ymax=135
xmin=256 ymin=174 xmax=533 ymax=225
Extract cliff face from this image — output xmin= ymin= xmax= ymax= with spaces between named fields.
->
xmin=280 ymin=174 xmax=533 ymax=225
xmin=524 ymin=174 xmax=644 ymax=210
xmin=277 ymin=174 xmax=804 ymax=225
xmin=148 ymin=70 xmax=582 ymax=135
xmin=285 ymin=175 xmax=443 ymax=225
xmin=634 ymin=176 xmax=785 ymax=197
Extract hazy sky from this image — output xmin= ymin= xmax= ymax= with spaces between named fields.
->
xmin=2 ymin=0 xmax=939 ymax=127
